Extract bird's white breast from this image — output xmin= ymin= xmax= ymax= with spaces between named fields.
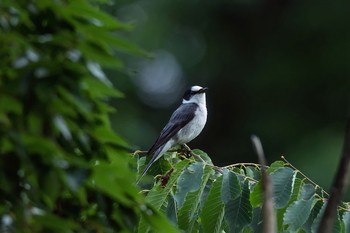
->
xmin=176 ymin=103 xmax=207 ymax=144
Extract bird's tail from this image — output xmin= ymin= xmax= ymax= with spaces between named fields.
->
xmin=136 ymin=144 xmax=169 ymax=183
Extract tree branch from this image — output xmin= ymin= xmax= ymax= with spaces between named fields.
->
xmin=317 ymin=117 xmax=350 ymax=233
xmin=251 ymin=135 xmax=277 ymax=233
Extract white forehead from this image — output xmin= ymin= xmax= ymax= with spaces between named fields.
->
xmin=191 ymin=85 xmax=203 ymax=92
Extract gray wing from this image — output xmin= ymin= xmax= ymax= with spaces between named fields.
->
xmin=148 ymin=103 xmax=198 ymax=155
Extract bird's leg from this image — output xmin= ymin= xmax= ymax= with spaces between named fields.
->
xmin=179 ymin=144 xmax=193 ymax=158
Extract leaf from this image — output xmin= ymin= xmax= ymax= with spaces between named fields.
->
xmin=191 ymin=149 xmax=213 ymax=164
xmin=342 ymin=211 xmax=350 ymax=233
xmin=302 ymin=200 xmax=324 ymax=233
xmin=81 ymin=76 xmax=124 ymax=98
xmin=174 ymin=162 xmax=204 ymax=208
xmin=138 ymin=160 xmax=190 ymax=233
xmin=224 ymin=180 xmax=253 ymax=233
xmin=92 ymin=161 xmax=140 ymax=205
xmin=300 ymin=183 xmax=315 ymax=200
xmin=221 ymin=169 xmax=241 ymax=204
xmin=92 ymin=126 xmax=129 ymax=147
xmin=244 ymin=166 xmax=261 ymax=180
xmin=200 ymin=175 xmax=225 ymax=233
xmin=64 ymin=0 xmax=131 ymax=30
xmin=250 ymin=181 xmax=262 ymax=208
xmin=0 ymin=95 xmax=22 ymax=114
xmin=33 ymin=213 xmax=79 ymax=233
xmin=311 ymin=200 xmax=342 ymax=233
xmin=267 ymin=160 xmax=286 ymax=173
xmin=283 ymin=199 xmax=313 ymax=231
xmin=140 ymin=204 xmax=179 ymax=233
xmin=166 ymin=194 xmax=177 ymax=225
xmin=271 ymin=167 xmax=296 ymax=209
xmin=177 ymin=166 xmax=212 ymax=232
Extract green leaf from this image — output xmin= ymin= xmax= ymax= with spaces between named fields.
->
xmin=244 ymin=166 xmax=261 ymax=180
xmin=174 ymin=162 xmax=204 ymax=208
xmin=63 ymin=0 xmax=131 ymax=30
xmin=82 ymin=76 xmax=124 ymax=98
xmin=250 ymin=181 xmax=262 ymax=208
xmin=271 ymin=167 xmax=296 ymax=209
xmin=221 ymin=169 xmax=241 ymax=204
xmin=92 ymin=126 xmax=129 ymax=147
xmin=92 ymin=161 xmax=140 ymax=205
xmin=300 ymin=183 xmax=315 ymax=200
xmin=166 ymin=194 xmax=178 ymax=225
xmin=224 ymin=180 xmax=252 ymax=233
xmin=140 ymin=204 xmax=179 ymax=233
xmin=33 ymin=213 xmax=79 ymax=233
xmin=0 ymin=95 xmax=22 ymax=114
xmin=191 ymin=149 xmax=213 ymax=164
xmin=311 ymin=201 xmax=342 ymax=233
xmin=302 ymin=200 xmax=323 ymax=233
xmin=200 ymin=175 xmax=225 ymax=233
xmin=283 ymin=199 xmax=313 ymax=231
xmin=177 ymin=166 xmax=213 ymax=232
xmin=138 ymin=160 xmax=190 ymax=233
xmin=342 ymin=211 xmax=350 ymax=233
xmin=267 ymin=160 xmax=286 ymax=173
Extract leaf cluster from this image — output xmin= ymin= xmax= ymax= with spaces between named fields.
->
xmin=138 ymin=151 xmax=350 ymax=233
xmin=0 ymin=1 xmax=166 ymax=232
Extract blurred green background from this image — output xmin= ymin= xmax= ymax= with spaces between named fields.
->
xmin=106 ymin=0 xmax=349 ymax=197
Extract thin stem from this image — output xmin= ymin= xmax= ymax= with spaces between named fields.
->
xmin=281 ymin=155 xmax=329 ymax=197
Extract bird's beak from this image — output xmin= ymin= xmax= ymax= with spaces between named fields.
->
xmin=199 ymin=87 xmax=208 ymax=93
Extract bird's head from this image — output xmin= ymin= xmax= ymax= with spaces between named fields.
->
xmin=182 ymin=85 xmax=208 ymax=104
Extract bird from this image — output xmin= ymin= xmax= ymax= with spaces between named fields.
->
xmin=138 ymin=85 xmax=208 ymax=181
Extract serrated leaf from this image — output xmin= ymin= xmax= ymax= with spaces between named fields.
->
xmin=221 ymin=169 xmax=241 ymax=204
xmin=271 ymin=167 xmax=296 ymax=209
xmin=224 ymin=180 xmax=252 ymax=233
xmin=284 ymin=199 xmax=313 ymax=231
xmin=303 ymin=200 xmax=323 ymax=233
xmin=200 ymin=175 xmax=225 ymax=233
xmin=177 ymin=166 xmax=212 ymax=232
xmin=300 ymin=183 xmax=315 ymax=200
xmin=311 ymin=200 xmax=342 ymax=233
xmin=174 ymin=162 xmax=204 ymax=208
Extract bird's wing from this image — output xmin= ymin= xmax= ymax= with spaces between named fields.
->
xmin=148 ymin=103 xmax=198 ymax=155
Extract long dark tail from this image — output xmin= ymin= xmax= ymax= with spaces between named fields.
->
xmin=136 ymin=145 xmax=164 ymax=183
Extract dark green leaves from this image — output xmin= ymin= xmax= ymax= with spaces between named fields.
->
xmin=271 ymin=167 xmax=296 ymax=209
xmin=0 ymin=1 xmax=159 ymax=232
xmin=138 ymin=157 xmax=350 ymax=233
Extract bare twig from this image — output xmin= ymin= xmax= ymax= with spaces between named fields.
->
xmin=251 ymin=135 xmax=277 ymax=233
xmin=317 ymin=118 xmax=350 ymax=233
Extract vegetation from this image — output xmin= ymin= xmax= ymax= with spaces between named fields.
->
xmin=137 ymin=150 xmax=350 ymax=233
xmin=1 ymin=1 xmax=349 ymax=233
xmin=0 ymin=0 xmax=175 ymax=232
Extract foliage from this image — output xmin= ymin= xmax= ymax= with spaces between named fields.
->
xmin=0 ymin=0 xmax=175 ymax=232
xmin=137 ymin=150 xmax=350 ymax=233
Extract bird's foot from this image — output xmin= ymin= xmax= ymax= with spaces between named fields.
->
xmin=178 ymin=144 xmax=193 ymax=158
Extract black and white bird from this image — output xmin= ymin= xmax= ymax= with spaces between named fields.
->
xmin=139 ymin=85 xmax=208 ymax=179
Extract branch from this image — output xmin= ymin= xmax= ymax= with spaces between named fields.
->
xmin=251 ymin=135 xmax=277 ymax=233
xmin=317 ymin=117 xmax=350 ymax=233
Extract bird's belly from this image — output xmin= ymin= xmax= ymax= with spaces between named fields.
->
xmin=176 ymin=110 xmax=207 ymax=144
